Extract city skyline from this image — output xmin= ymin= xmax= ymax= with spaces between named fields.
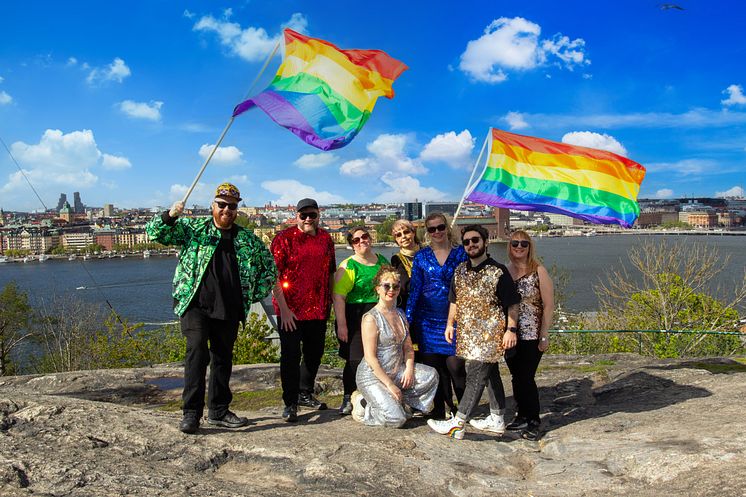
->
xmin=1 ymin=1 xmax=746 ymax=212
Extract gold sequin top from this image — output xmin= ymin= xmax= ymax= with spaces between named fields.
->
xmin=452 ymin=261 xmax=508 ymax=362
xmin=515 ymin=271 xmax=543 ymax=340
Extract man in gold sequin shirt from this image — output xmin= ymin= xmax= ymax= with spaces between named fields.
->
xmin=427 ymin=224 xmax=520 ymax=439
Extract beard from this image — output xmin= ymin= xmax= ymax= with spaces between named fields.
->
xmin=468 ymin=244 xmax=486 ymax=259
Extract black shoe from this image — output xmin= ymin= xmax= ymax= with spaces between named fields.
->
xmin=179 ymin=412 xmax=200 ymax=434
xmin=298 ymin=392 xmax=327 ymax=410
xmin=207 ymin=410 xmax=249 ymax=428
xmin=521 ymin=420 xmax=541 ymax=441
xmin=506 ymin=416 xmax=528 ymax=431
xmin=282 ymin=404 xmax=298 ymax=422
xmin=338 ymin=395 xmax=352 ymax=415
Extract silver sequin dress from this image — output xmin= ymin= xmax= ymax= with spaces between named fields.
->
xmin=356 ymin=308 xmax=438 ymax=428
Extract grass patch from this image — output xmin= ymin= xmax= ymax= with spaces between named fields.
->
xmin=683 ymin=361 xmax=746 ymax=374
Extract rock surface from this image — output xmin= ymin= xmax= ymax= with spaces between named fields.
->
xmin=1 ymin=354 xmax=745 ymax=496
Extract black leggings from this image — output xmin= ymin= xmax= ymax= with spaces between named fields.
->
xmin=505 ymin=339 xmax=543 ymax=423
xmin=418 ymin=352 xmax=466 ymax=416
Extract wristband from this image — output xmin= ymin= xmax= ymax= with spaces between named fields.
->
xmin=508 ymin=326 xmax=518 ymax=333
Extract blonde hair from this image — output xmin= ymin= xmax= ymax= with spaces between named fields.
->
xmin=391 ymin=219 xmax=420 ymax=246
xmin=424 ymin=212 xmax=458 ymax=248
xmin=507 ymin=230 xmax=539 ymax=274
xmin=373 ymin=265 xmax=401 ymax=287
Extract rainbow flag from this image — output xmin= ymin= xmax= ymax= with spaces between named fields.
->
xmin=233 ymin=29 xmax=408 ymax=151
xmin=466 ymin=129 xmax=646 ymax=227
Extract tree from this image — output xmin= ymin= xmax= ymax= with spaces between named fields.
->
xmin=374 ymin=216 xmax=398 ymax=242
xmin=0 ymin=282 xmax=33 ymax=375
xmin=592 ymin=240 xmax=746 ymax=357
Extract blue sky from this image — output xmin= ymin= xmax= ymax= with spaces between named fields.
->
xmin=1 ymin=0 xmax=745 ymax=211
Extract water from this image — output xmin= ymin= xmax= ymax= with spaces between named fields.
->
xmin=1 ymin=235 xmax=744 ymax=326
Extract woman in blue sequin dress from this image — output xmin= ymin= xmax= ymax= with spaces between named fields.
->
xmin=406 ymin=212 xmax=467 ymax=418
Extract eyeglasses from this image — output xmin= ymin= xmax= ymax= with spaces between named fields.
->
xmin=393 ymin=228 xmax=412 ymax=238
xmin=510 ymin=240 xmax=530 ymax=248
xmin=215 ymin=201 xmax=238 ymax=211
xmin=381 ymin=283 xmax=401 ymax=292
xmin=462 ymin=236 xmax=482 ymax=246
xmin=351 ymin=233 xmax=370 ymax=245
xmin=426 ymin=223 xmax=447 ymax=234
xmin=299 ymin=211 xmax=318 ymax=220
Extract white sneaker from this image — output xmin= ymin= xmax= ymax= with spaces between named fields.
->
xmin=351 ymin=391 xmax=365 ymax=422
xmin=469 ymin=413 xmax=505 ymax=434
xmin=427 ymin=417 xmax=465 ymax=439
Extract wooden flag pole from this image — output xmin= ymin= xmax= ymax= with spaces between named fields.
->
xmin=181 ymin=37 xmax=282 ymax=205
xmin=451 ymin=128 xmax=491 ymax=227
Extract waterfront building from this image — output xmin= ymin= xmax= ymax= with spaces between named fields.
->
xmin=94 ymin=229 xmax=117 ymax=251
xmin=61 ymin=228 xmax=94 ymax=251
xmin=424 ymin=202 xmax=459 ymax=218
xmin=545 ymin=213 xmax=585 ymax=227
xmin=686 ymin=211 xmax=718 ymax=228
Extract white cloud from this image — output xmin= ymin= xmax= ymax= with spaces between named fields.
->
xmin=193 ymin=12 xmax=307 ymax=62
xmin=169 ymin=182 xmax=211 ymax=206
xmin=655 ymin=189 xmax=674 ymax=199
xmin=0 ymin=90 xmax=11 ymax=105
xmin=183 ymin=9 xmax=195 ymax=19
xmin=340 ymin=134 xmax=426 ymax=176
xmin=419 ymin=130 xmax=475 ymax=168
xmin=715 ymin=186 xmax=745 ymax=198
xmin=228 ymin=174 xmax=249 ymax=184
xmin=459 ymin=17 xmax=588 ymax=83
xmin=646 ymin=158 xmax=719 ymax=176
xmin=375 ymin=172 xmax=449 ymax=203
xmin=118 ymin=100 xmax=163 ymax=121
xmin=67 ymin=57 xmax=78 ymax=66
xmin=722 ymin=84 xmax=746 ymax=106
xmin=498 ymin=108 xmax=746 ymax=130
xmin=261 ymin=179 xmax=345 ymax=205
xmin=198 ymin=144 xmax=243 ymax=165
xmin=1 ymin=129 xmax=102 ymax=196
xmin=504 ymin=111 xmax=529 ymax=130
xmin=86 ymin=57 xmax=131 ymax=85
xmin=101 ymin=154 xmax=132 ymax=170
xmin=561 ymin=131 xmax=628 ymax=156
xmin=294 ymin=153 xmax=338 ymax=169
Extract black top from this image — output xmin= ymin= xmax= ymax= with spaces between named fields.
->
xmin=448 ymin=256 xmax=521 ymax=316
xmin=192 ymin=224 xmax=244 ymax=321
xmin=390 ymin=253 xmax=412 ymax=311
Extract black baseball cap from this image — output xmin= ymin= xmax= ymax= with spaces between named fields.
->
xmin=296 ymin=198 xmax=319 ymax=211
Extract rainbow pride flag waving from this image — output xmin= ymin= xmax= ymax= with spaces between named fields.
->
xmin=233 ymin=29 xmax=408 ymax=151
xmin=466 ymin=129 xmax=646 ymax=228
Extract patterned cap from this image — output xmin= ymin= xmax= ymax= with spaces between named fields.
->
xmin=214 ymin=182 xmax=242 ymax=201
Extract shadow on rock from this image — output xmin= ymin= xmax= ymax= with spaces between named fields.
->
xmin=540 ymin=370 xmax=712 ymax=434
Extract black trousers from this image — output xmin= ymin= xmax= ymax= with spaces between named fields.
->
xmin=418 ymin=352 xmax=466 ymax=416
xmin=180 ymin=307 xmax=239 ymax=419
xmin=278 ymin=318 xmax=327 ymax=406
xmin=505 ymin=339 xmax=543 ymax=423
xmin=457 ymin=359 xmax=506 ymax=420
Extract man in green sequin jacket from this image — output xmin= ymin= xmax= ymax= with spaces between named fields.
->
xmin=146 ymin=182 xmax=277 ymax=434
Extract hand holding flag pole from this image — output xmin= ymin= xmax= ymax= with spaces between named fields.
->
xmin=180 ymin=39 xmax=282 ymax=205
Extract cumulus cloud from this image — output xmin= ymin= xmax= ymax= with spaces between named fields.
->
xmin=198 ymin=144 xmax=243 ymax=165
xmin=655 ymin=189 xmax=674 ymax=199
xmin=101 ymin=154 xmax=132 ymax=170
xmin=118 ymin=100 xmax=163 ymax=121
xmin=340 ymin=134 xmax=426 ymax=177
xmin=561 ymin=131 xmax=628 ymax=156
xmin=0 ymin=90 xmax=11 ymax=105
xmin=168 ymin=182 xmax=211 ymax=206
xmin=261 ymin=179 xmax=345 ymax=205
xmin=504 ymin=111 xmax=529 ymax=130
xmin=459 ymin=17 xmax=589 ymax=83
xmin=375 ymin=172 xmax=449 ymax=203
xmin=294 ymin=153 xmax=338 ymax=169
xmin=419 ymin=130 xmax=475 ymax=168
xmin=193 ymin=12 xmax=307 ymax=62
xmin=715 ymin=186 xmax=745 ymax=198
xmin=722 ymin=84 xmax=746 ymax=106
xmin=86 ymin=57 xmax=131 ymax=85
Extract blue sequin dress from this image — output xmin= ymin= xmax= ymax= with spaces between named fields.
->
xmin=406 ymin=245 xmax=467 ymax=355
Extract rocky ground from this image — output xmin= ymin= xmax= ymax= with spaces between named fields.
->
xmin=1 ymin=353 xmax=745 ymax=497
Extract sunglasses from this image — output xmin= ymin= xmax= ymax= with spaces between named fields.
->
xmin=381 ymin=282 xmax=401 ymax=292
xmin=426 ymin=223 xmax=447 ymax=234
xmin=511 ymin=240 xmax=530 ymax=248
xmin=393 ymin=228 xmax=412 ymax=238
xmin=462 ymin=236 xmax=482 ymax=246
xmin=351 ymin=233 xmax=370 ymax=245
xmin=215 ymin=201 xmax=238 ymax=211
xmin=299 ymin=211 xmax=318 ymax=220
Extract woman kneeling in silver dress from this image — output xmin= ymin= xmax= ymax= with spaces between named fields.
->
xmin=352 ymin=266 xmax=438 ymax=428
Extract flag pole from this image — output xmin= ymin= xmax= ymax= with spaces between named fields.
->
xmin=451 ymin=128 xmax=491 ymax=227
xmin=181 ymin=37 xmax=282 ymax=205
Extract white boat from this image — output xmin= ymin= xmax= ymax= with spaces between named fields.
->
xmin=68 ymin=254 xmax=77 ymax=261
xmin=143 ymin=250 xmax=151 ymax=259
xmin=22 ymin=256 xmax=30 ymax=263
xmin=0 ymin=256 xmax=7 ymax=263
xmin=39 ymin=254 xmax=49 ymax=261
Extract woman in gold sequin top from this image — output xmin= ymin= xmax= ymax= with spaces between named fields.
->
xmin=505 ymin=230 xmax=554 ymax=441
